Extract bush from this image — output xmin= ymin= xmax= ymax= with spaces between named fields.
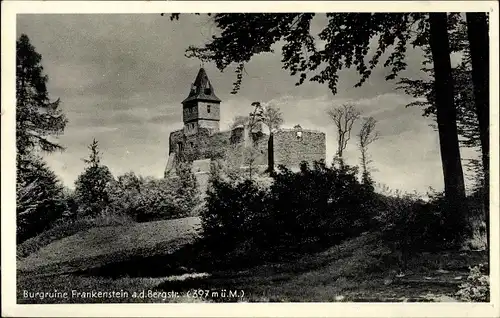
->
xmin=268 ymin=161 xmax=375 ymax=249
xmin=375 ymin=189 xmax=471 ymax=270
xmin=456 ymin=264 xmax=489 ymax=302
xmin=16 ymin=154 xmax=68 ymax=243
xmin=200 ymin=160 xmax=376 ymax=265
xmin=202 ymin=177 xmax=268 ymax=255
xmin=107 ymin=164 xmax=200 ymax=222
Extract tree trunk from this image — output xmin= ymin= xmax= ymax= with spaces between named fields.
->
xmin=360 ymin=147 xmax=368 ymax=183
xmin=429 ymin=13 xmax=467 ymax=231
xmin=466 ymin=12 xmax=490 ymax=249
xmin=268 ymin=132 xmax=274 ymax=174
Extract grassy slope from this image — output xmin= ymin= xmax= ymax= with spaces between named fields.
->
xmin=157 ymin=232 xmax=485 ymax=302
xmin=17 ymin=227 xmax=487 ymax=303
xmin=18 ymin=217 xmax=201 ymax=276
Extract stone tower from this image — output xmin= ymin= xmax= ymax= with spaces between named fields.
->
xmin=181 ymin=68 xmax=221 ymax=136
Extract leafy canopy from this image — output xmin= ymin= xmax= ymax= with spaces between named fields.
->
xmin=396 ymin=15 xmax=480 ymax=149
xmin=171 ymin=13 xmax=429 ymax=94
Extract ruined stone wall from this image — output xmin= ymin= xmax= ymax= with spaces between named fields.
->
xmin=169 ymin=128 xmax=211 ymax=161
xmin=169 ymin=129 xmax=184 ymax=155
xmin=272 ymin=129 xmax=326 ymax=170
xmin=229 ymin=131 xmax=268 ymax=167
xmin=169 ymin=128 xmax=232 ymax=162
xmin=170 ymin=126 xmax=325 ymax=173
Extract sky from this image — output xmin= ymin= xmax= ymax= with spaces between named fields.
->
xmin=16 ymin=13 xmax=479 ymax=194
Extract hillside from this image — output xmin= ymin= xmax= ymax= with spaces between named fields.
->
xmin=18 ymin=217 xmax=201 ymax=277
xmin=17 ymin=224 xmax=487 ymax=303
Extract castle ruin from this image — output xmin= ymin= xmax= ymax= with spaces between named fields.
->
xmin=165 ymin=68 xmax=326 ymax=192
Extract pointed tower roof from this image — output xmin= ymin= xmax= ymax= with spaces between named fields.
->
xmin=182 ymin=68 xmax=221 ymax=104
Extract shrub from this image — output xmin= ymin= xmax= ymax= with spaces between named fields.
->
xmin=202 ymin=177 xmax=268 ymax=255
xmin=268 ymin=161 xmax=374 ymax=249
xmin=107 ymin=164 xmax=200 ymax=222
xmin=456 ymin=264 xmax=489 ymax=302
xmin=200 ymin=160 xmax=377 ymax=266
xmin=16 ymin=154 xmax=68 ymax=243
xmin=376 ymin=189 xmax=472 ymax=270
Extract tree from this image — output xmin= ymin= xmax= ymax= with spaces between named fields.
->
xmin=16 ymin=154 xmax=67 ymax=242
xmin=260 ymin=103 xmax=284 ymax=173
xmin=174 ymin=161 xmax=201 ymax=213
xmin=466 ymin=13 xmax=489 ymax=181
xmin=171 ymin=12 xmax=471 ymax=225
xmin=106 ymin=172 xmax=143 ymax=218
xmin=396 ymin=14 xmax=488 ymax=246
xmin=74 ymin=139 xmax=114 ymax=217
xmin=243 ymin=144 xmax=262 ymax=180
xmin=428 ymin=13 xmax=467 ymax=221
xmin=466 ymin=12 xmax=490 ymax=250
xmin=223 ymin=142 xmax=262 ymax=181
xmin=229 ymin=102 xmax=284 ymax=174
xmin=327 ymin=103 xmax=360 ymax=165
xmin=249 ymin=101 xmax=284 ymax=173
xmin=230 ymin=115 xmax=250 ymax=129
xmin=397 ymin=15 xmax=480 ymax=149
xmin=16 ymin=34 xmax=69 ymax=241
xmin=357 ymin=116 xmax=380 ymax=184
xmin=172 ymin=13 xmax=429 ymax=94
xmin=16 ymin=34 xmax=67 ymax=156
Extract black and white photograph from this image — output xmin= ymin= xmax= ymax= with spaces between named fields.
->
xmin=1 ymin=1 xmax=499 ymax=316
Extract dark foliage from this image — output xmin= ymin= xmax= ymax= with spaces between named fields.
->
xmin=74 ymin=139 xmax=114 ymax=217
xmin=269 ymin=162 xmax=375 ymax=248
xmin=201 ymin=160 xmax=377 ymax=266
xmin=396 ymin=15 xmax=481 ymax=149
xmin=16 ymin=154 xmax=67 ymax=243
xmin=16 ymin=34 xmax=68 ymax=156
xmin=15 ymin=34 xmax=71 ymax=243
xmin=375 ymin=191 xmax=471 ymax=270
xmin=201 ymin=155 xmax=475 ymax=270
xmin=172 ymin=13 xmax=432 ymax=95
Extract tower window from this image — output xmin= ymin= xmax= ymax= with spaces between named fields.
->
xmin=207 ymin=104 xmax=211 ymax=113
xmin=204 ymin=82 xmax=211 ymax=95
xmin=294 ymin=124 xmax=303 ymax=140
xmin=190 ymin=142 xmax=194 ymax=148
xmin=177 ymin=142 xmax=183 ymax=152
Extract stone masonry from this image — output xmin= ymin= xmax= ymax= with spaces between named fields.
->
xmin=165 ymin=68 xmax=326 ymax=192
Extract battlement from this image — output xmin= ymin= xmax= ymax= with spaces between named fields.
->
xmin=277 ymin=127 xmax=324 ymax=134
